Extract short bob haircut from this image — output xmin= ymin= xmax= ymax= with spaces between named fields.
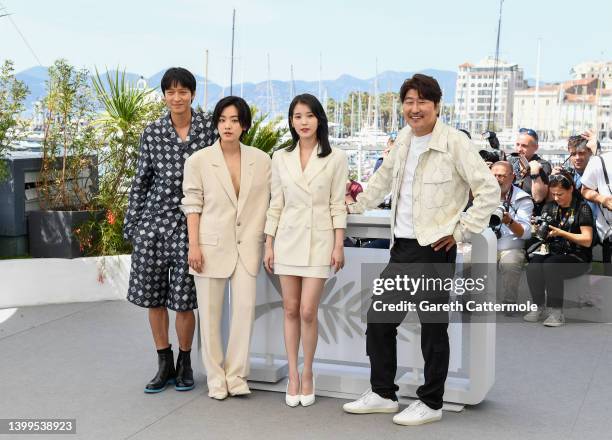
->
xmin=286 ymin=93 xmax=331 ymax=157
xmin=212 ymin=96 xmax=252 ymax=141
xmin=399 ymin=73 xmax=442 ymax=106
xmin=161 ymin=67 xmax=197 ymax=95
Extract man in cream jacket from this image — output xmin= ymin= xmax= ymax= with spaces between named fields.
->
xmin=343 ymin=74 xmax=499 ymax=426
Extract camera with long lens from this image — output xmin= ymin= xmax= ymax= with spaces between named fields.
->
xmin=489 ymin=204 xmax=507 ymax=228
xmin=489 ymin=203 xmax=509 ymax=239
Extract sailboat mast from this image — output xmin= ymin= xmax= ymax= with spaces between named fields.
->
xmin=374 ymin=58 xmax=379 ymax=131
xmin=204 ymin=49 xmax=209 ymax=112
xmin=230 ymin=9 xmax=236 ymax=95
xmin=350 ymin=94 xmax=355 ymax=136
xmin=487 ymin=0 xmax=504 ymax=131
xmin=534 ymin=38 xmax=541 ymax=131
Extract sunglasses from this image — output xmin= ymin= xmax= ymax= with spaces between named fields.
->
xmin=519 ymin=128 xmax=539 ymax=142
xmin=549 ymin=173 xmax=573 ymax=188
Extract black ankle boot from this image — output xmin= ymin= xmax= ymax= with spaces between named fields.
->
xmin=175 ymin=349 xmax=195 ymax=391
xmin=144 ymin=346 xmax=176 ymax=393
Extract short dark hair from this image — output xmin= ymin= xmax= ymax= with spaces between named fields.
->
xmin=212 ymin=96 xmax=252 ymax=141
xmin=160 ymin=67 xmax=197 ymax=95
xmin=286 ymin=93 xmax=332 ymax=157
xmin=399 ymin=74 xmax=442 ymax=105
xmin=567 ymin=135 xmax=590 ymax=152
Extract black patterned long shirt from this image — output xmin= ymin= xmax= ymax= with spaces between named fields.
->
xmin=123 ymin=111 xmax=218 ymax=241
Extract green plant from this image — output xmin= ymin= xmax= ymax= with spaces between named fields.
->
xmin=242 ymin=106 xmax=292 ymax=154
xmin=39 ymin=59 xmax=100 ymax=210
xmin=0 ymin=60 xmax=29 ymax=181
xmin=76 ymin=68 xmax=166 ymax=257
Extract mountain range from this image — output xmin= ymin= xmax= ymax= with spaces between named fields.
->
xmin=16 ymin=66 xmax=458 ymax=116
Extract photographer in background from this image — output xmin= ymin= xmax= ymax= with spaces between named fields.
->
xmin=581 ymin=147 xmax=612 ymax=276
xmin=490 ymin=162 xmax=534 ymax=312
xmin=524 ymin=170 xmax=594 ymax=327
xmin=508 ymin=128 xmax=551 ymax=214
xmin=551 ymin=134 xmax=597 ymax=215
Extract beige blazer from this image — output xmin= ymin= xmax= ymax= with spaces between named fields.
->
xmin=181 ymin=141 xmax=271 ymax=278
xmin=264 ymin=144 xmax=347 ymax=266
xmin=348 ymin=119 xmax=500 ymax=246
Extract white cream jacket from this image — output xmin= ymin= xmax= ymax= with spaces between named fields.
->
xmin=349 ymin=120 xmax=500 ymax=246
xmin=264 ymin=145 xmax=348 ymax=266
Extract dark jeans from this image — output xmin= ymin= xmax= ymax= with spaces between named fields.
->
xmin=366 ymin=238 xmax=456 ymax=410
xmin=526 ymin=253 xmax=590 ymax=308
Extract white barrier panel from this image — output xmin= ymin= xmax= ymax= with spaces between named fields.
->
xmin=0 ymin=256 xmax=130 ymax=308
xmin=246 ymin=211 xmax=497 ymax=407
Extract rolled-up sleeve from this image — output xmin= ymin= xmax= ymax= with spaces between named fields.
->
xmin=348 ymin=141 xmax=398 ymax=214
xmin=330 ymin=150 xmax=348 ymax=229
xmin=515 ymin=196 xmax=534 ymax=240
xmin=180 ymin=155 xmax=204 ymax=215
xmin=264 ymin=152 xmax=284 ymax=237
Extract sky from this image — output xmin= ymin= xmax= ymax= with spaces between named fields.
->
xmin=1 ymin=0 xmax=611 ymax=85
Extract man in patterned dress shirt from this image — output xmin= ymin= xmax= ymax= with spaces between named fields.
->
xmin=124 ymin=68 xmax=217 ymax=393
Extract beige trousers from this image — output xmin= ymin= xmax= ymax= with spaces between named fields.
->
xmin=194 ymin=257 xmax=256 ymax=395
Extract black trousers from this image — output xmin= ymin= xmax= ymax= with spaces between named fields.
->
xmin=603 ymin=239 xmax=612 ymax=276
xmin=366 ymin=238 xmax=456 ymax=410
xmin=526 ymin=253 xmax=590 ymax=308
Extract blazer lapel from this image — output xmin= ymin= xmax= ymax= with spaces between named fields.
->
xmin=237 ymin=144 xmax=255 ymax=217
xmin=303 ymin=144 xmax=331 ymax=185
xmin=282 ymin=146 xmax=311 ymax=193
xmin=210 ymin=141 xmax=238 ymax=207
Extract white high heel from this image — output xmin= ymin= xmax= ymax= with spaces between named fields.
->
xmin=285 ymin=379 xmax=300 ymax=407
xmin=300 ymin=376 xmax=315 ymax=407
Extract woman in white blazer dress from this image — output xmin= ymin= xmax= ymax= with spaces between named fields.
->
xmin=263 ymin=94 xmax=348 ymax=407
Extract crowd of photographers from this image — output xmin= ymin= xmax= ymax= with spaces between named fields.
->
xmin=476 ymin=128 xmax=612 ymax=327
xmin=363 ymin=127 xmax=612 ymax=327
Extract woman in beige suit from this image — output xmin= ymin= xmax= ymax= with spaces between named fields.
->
xmin=263 ymin=94 xmax=348 ymax=407
xmin=181 ymin=96 xmax=271 ymax=400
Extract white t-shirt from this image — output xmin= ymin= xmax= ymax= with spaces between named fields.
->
xmin=394 ymin=133 xmax=432 ymax=239
xmin=581 ymin=152 xmax=612 ymax=241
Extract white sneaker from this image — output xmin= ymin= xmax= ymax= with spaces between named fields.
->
xmin=392 ymin=400 xmax=442 ymax=426
xmin=523 ymin=306 xmax=548 ymax=322
xmin=543 ymin=308 xmax=565 ymax=327
xmin=342 ymin=389 xmax=399 ymax=414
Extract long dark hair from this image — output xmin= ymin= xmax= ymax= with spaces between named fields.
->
xmin=286 ymin=93 xmax=331 ymax=157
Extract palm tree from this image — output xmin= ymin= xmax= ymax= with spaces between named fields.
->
xmin=91 ymin=68 xmax=165 ymax=210
xmin=242 ymin=106 xmax=292 ymax=154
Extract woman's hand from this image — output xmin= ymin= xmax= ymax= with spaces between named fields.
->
xmin=331 ymin=245 xmax=345 ymax=273
xmin=263 ymin=245 xmax=274 ymax=274
xmin=547 ymin=225 xmax=568 ymax=240
xmin=188 ymin=244 xmax=204 ymax=273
